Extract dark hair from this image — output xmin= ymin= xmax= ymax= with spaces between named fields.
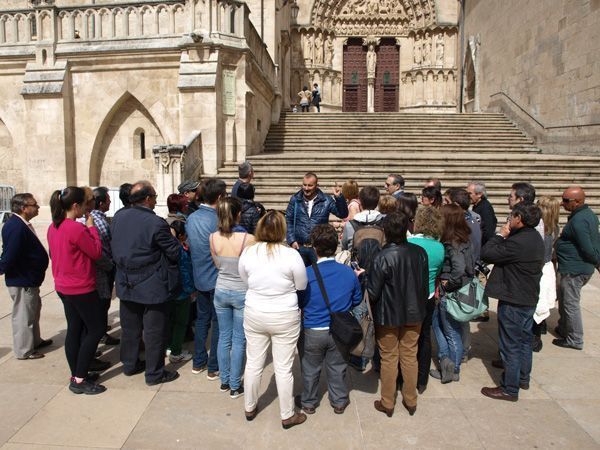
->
xmin=512 ymin=182 xmax=536 ymax=204
xmin=382 ymin=211 xmax=409 ymax=244
xmin=448 ymin=188 xmax=471 ymax=211
xmin=50 ymin=186 xmax=85 ymax=228
xmin=388 ymin=173 xmax=405 ymax=189
xmin=310 ymin=224 xmax=338 ymax=258
xmin=167 ymin=193 xmax=188 ymax=214
xmin=170 ymin=220 xmax=187 ymax=240
xmin=203 ymin=178 xmax=227 ymax=205
xmin=511 ymin=203 xmax=542 ymax=228
xmin=359 ymin=186 xmax=380 ymax=210
xmin=397 ymin=192 xmax=418 ymax=220
xmin=10 ymin=193 xmax=34 ymax=214
xmin=93 ymin=186 xmax=109 ymax=210
xmin=440 ymin=204 xmax=471 ymax=245
xmin=217 ymin=197 xmax=242 ymax=235
xmin=238 ymin=161 xmax=253 ymax=179
xmin=129 ymin=181 xmax=155 ymax=205
xmin=304 ymin=171 xmax=318 ymax=182
xmin=237 ymin=183 xmax=255 ymax=200
xmin=422 ymin=186 xmax=443 ymax=207
xmin=425 ymin=178 xmax=442 ymax=190
xmin=119 ymin=183 xmax=132 ymax=207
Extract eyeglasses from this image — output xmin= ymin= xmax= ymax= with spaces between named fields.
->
xmin=562 ymin=197 xmax=576 ymax=203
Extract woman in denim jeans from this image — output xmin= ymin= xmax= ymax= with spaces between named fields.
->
xmin=431 ymin=204 xmax=475 ymax=384
xmin=210 ymin=197 xmax=254 ymax=398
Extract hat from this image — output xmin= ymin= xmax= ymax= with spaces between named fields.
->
xmin=177 ymin=180 xmax=201 ymax=194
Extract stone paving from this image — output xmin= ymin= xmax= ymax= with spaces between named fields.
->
xmin=1 ymin=226 xmax=600 ymax=449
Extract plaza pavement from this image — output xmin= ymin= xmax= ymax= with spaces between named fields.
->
xmin=1 ymin=223 xmax=600 ymax=449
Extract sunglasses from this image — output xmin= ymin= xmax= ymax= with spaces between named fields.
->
xmin=562 ymin=197 xmax=576 ymax=203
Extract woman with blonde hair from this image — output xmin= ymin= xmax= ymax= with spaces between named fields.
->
xmin=238 ymin=210 xmax=308 ymax=428
xmin=210 ymin=197 xmax=255 ymax=397
xmin=378 ymin=194 xmax=398 ymax=216
xmin=532 ymin=196 xmax=560 ymax=351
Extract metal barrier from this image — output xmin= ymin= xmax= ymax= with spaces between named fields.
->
xmin=107 ymin=188 xmax=124 ymax=217
xmin=0 ymin=185 xmax=16 ymax=224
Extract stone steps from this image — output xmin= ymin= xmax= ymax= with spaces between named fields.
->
xmin=216 ymin=112 xmax=600 ymax=226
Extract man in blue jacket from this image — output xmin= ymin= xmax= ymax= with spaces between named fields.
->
xmin=0 ymin=193 xmax=51 ymax=360
xmin=554 ymin=186 xmax=600 ymax=350
xmin=285 ymin=172 xmax=348 ymax=266
xmin=186 ymin=178 xmax=226 ymax=378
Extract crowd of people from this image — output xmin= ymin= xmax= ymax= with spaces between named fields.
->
xmin=1 ymin=161 xmax=599 ymax=429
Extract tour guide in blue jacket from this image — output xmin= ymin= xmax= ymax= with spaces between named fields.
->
xmin=285 ymin=172 xmax=348 ymax=265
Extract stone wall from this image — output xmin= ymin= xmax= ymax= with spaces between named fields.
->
xmin=463 ymin=0 xmax=600 ymax=153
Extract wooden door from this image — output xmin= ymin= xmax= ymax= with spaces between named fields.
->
xmin=374 ymin=38 xmax=399 ymax=112
xmin=343 ymin=38 xmax=367 ymax=112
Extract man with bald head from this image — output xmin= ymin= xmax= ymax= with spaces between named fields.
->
xmin=554 ymin=186 xmax=600 ymax=350
xmin=111 ymin=181 xmax=181 ymax=384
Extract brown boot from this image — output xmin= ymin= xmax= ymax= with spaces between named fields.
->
xmin=374 ymin=400 xmax=394 ymax=417
xmin=281 ymin=412 xmax=307 ymax=430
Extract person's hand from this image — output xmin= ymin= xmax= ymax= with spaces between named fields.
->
xmin=354 ymin=268 xmax=365 ymax=277
xmin=332 ymin=183 xmax=341 ymax=197
xmin=291 ymin=242 xmax=300 ymax=250
xmin=499 ymin=221 xmax=511 ymax=238
xmin=85 ymin=214 xmax=95 ymax=228
xmin=191 ymin=291 xmax=198 ymax=300
xmin=441 ymin=280 xmax=448 ymax=287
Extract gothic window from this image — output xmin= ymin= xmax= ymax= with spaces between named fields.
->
xmin=133 ymin=128 xmax=146 ymax=159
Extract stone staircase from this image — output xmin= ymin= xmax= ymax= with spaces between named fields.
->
xmin=217 ymin=113 xmax=600 ymax=223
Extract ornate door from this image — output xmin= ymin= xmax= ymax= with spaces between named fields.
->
xmin=343 ymin=38 xmax=367 ymax=112
xmin=374 ymin=38 xmax=400 ymax=112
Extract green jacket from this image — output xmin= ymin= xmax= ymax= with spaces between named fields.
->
xmin=556 ymin=205 xmax=600 ymax=275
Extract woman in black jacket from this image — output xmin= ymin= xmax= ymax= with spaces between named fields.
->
xmin=431 ymin=204 xmax=475 ymax=384
xmin=367 ymin=212 xmax=428 ymax=417
xmin=237 ymin=183 xmax=265 ymax=234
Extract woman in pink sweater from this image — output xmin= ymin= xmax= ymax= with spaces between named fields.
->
xmin=48 ymin=186 xmax=106 ymax=395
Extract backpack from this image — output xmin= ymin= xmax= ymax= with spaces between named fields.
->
xmin=350 ymin=218 xmax=385 ymax=276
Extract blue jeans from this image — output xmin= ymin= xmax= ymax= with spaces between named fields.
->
xmin=214 ymin=288 xmax=246 ymax=390
xmin=193 ymin=290 xmax=219 ymax=372
xmin=497 ymin=301 xmax=535 ymax=396
xmin=432 ymin=299 xmax=463 ymax=372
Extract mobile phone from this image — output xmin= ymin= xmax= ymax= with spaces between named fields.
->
xmin=350 ymin=261 xmax=360 ymax=270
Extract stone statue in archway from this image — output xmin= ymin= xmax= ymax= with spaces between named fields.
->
xmin=367 ymin=44 xmax=377 ymax=78
xmin=436 ymin=33 xmax=445 ymax=65
xmin=314 ymin=32 xmax=324 ymax=64
xmin=325 ymin=34 xmax=334 ymax=66
xmin=413 ymin=35 xmax=422 ymax=65
xmin=423 ymin=31 xmax=432 ymax=65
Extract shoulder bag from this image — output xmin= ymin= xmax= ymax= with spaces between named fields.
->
xmin=444 ymin=276 xmax=489 ymax=322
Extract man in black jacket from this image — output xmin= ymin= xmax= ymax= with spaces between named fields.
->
xmin=111 ymin=181 xmax=181 ymax=386
xmin=480 ymin=203 xmax=544 ymax=401
xmin=467 ymin=181 xmax=497 ymax=246
xmin=367 ymin=212 xmax=428 ymax=417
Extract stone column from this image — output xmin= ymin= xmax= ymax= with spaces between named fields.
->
xmin=152 ymin=144 xmax=184 ymax=215
xmin=367 ymin=77 xmax=375 ymax=113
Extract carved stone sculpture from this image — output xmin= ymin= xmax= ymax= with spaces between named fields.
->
xmin=367 ymin=44 xmax=377 ymax=78
xmin=304 ymin=32 xmax=313 ymax=64
xmin=423 ymin=32 xmax=432 ymax=65
xmin=413 ymin=35 xmax=422 ymax=65
xmin=314 ymin=32 xmax=323 ymax=64
xmin=435 ymin=33 xmax=444 ymax=65
xmin=325 ymin=34 xmax=334 ymax=66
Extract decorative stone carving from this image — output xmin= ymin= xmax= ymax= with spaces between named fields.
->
xmin=423 ymin=31 xmax=432 ymax=65
xmin=366 ymin=43 xmax=377 ymax=78
xmin=314 ymin=32 xmax=323 ymax=65
xmin=325 ymin=34 xmax=334 ymax=66
xmin=413 ymin=35 xmax=422 ymax=65
xmin=304 ymin=32 xmax=313 ymax=64
xmin=310 ymin=0 xmax=436 ymax=37
xmin=435 ymin=33 xmax=444 ymax=65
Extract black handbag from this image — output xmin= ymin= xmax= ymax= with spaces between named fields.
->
xmin=311 ymin=262 xmax=363 ymax=349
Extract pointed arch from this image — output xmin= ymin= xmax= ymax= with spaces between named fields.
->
xmin=89 ymin=91 xmax=165 ymax=185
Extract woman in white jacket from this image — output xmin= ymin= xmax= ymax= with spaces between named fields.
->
xmin=238 ymin=210 xmax=308 ymax=429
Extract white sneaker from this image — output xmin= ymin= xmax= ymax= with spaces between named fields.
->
xmin=169 ymin=350 xmax=193 ymax=363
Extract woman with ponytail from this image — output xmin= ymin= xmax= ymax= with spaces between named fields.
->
xmin=47 ymin=187 xmax=106 ymax=395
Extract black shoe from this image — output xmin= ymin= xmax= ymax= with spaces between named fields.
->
xmin=146 ymin=370 xmax=180 ymax=386
xmin=471 ymin=315 xmax=490 ymax=323
xmin=520 ymin=382 xmax=530 ymax=390
xmin=69 ymin=379 xmax=107 ymax=395
xmin=230 ymin=387 xmax=244 ymax=399
xmin=220 ymin=383 xmax=230 ymax=392
xmin=35 ymin=339 xmax=53 ymax=349
xmin=552 ymin=338 xmax=582 ymax=350
xmin=554 ymin=326 xmax=565 ymax=338
xmin=88 ymin=358 xmax=111 ymax=372
xmin=532 ymin=336 xmax=543 ymax=353
xmin=417 ymin=384 xmax=427 ymax=395
xmin=123 ymin=360 xmax=146 ymax=376
xmin=101 ymin=334 xmax=120 ymax=346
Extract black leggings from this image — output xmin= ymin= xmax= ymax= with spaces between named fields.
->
xmin=59 ymin=291 xmax=106 ymax=378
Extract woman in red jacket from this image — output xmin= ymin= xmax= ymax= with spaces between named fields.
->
xmin=48 ymin=186 xmax=106 ymax=395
